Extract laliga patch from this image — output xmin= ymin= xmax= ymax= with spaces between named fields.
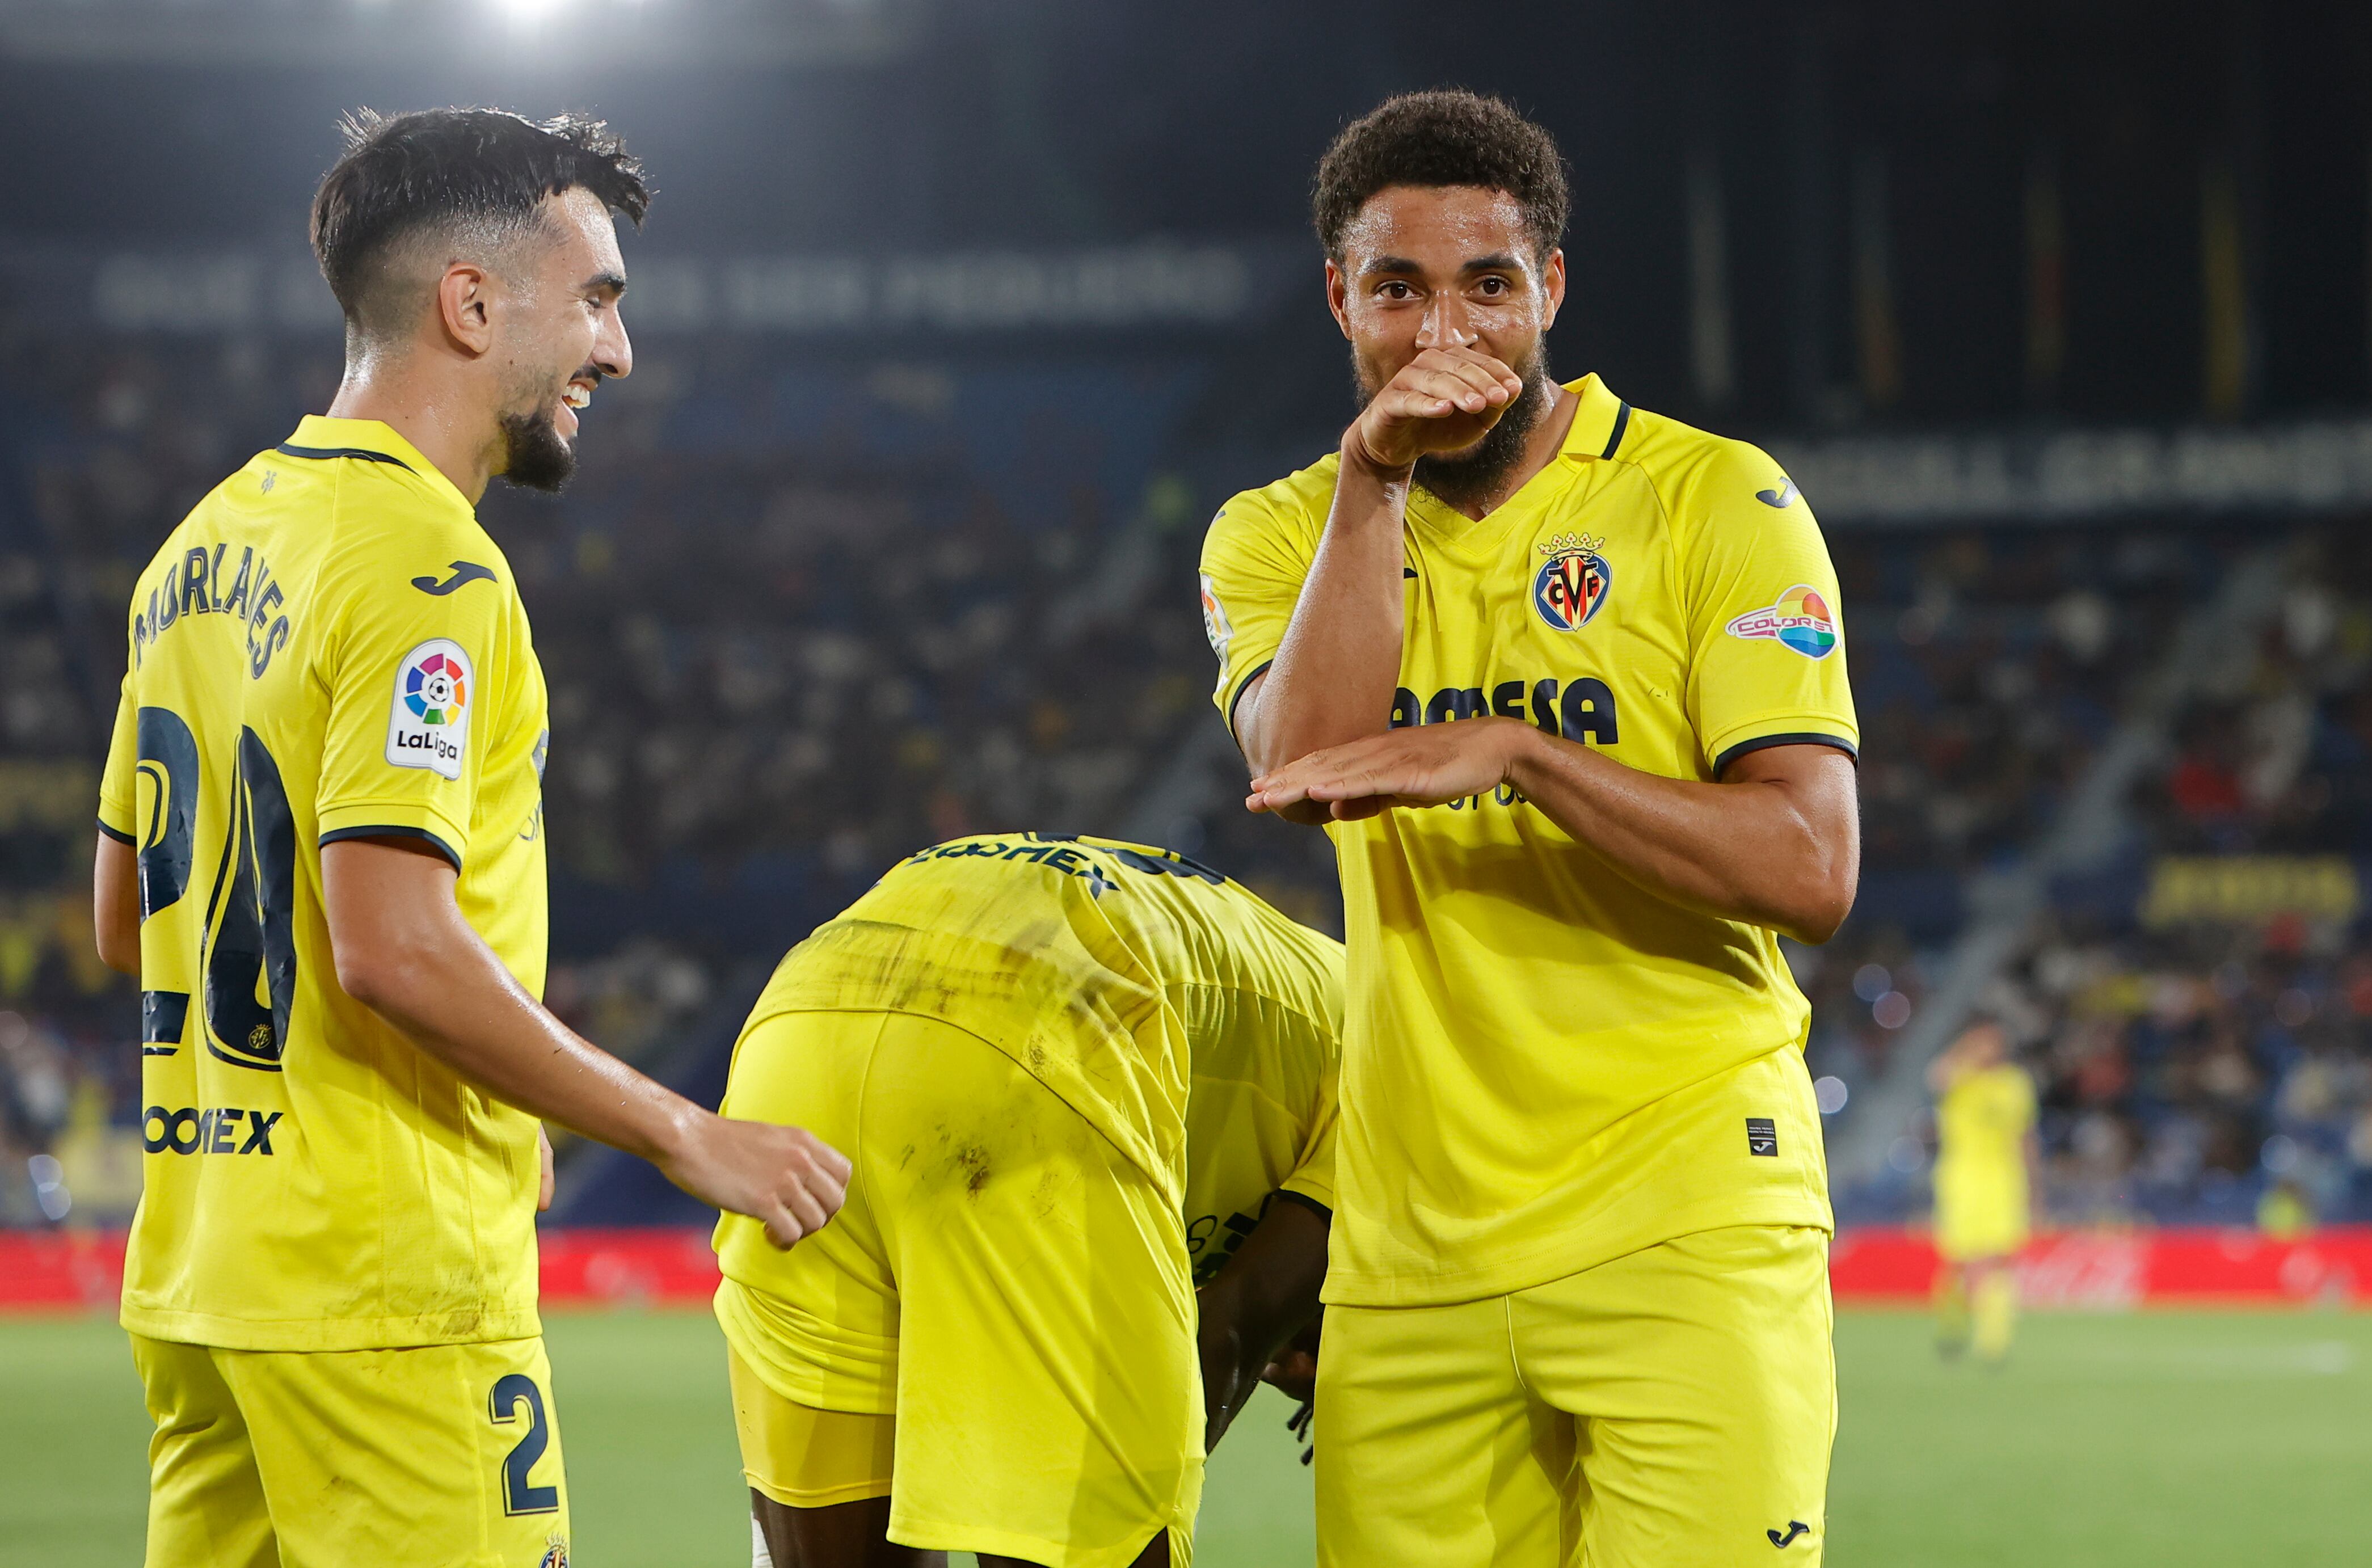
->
xmin=1199 ymin=572 xmax=1234 ymax=659
xmin=385 ymin=638 xmax=473 ymax=779
xmin=1724 ymin=584 xmax=1838 ymax=659
xmin=1532 ymin=532 xmax=1612 ymax=631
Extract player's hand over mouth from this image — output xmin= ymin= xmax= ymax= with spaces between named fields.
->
xmin=1346 ymin=345 xmax=1527 ymax=473
xmin=660 ymin=1111 xmax=853 ymax=1249
xmin=1247 ymin=716 xmax=1532 ymax=820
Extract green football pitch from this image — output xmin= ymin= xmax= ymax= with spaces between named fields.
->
xmin=6 ymin=1308 xmax=2370 ymax=1567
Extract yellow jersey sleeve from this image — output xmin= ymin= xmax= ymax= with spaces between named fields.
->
xmin=99 ymin=673 xmax=137 ymax=843
xmin=1198 ymin=483 xmax=1321 ymax=741
xmin=1670 ymin=441 xmax=1859 ymax=775
xmin=313 ymin=539 xmax=515 ymax=869
xmin=1277 ymin=1064 xmax=1339 ymax=1212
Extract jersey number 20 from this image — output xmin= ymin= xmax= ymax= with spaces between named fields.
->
xmin=137 ymin=708 xmax=298 ymax=1072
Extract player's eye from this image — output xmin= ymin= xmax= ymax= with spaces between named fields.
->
xmin=1476 ymin=276 xmax=1510 ymax=297
xmin=1377 ymin=281 xmax=1415 ymax=300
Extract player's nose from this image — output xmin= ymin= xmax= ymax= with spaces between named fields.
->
xmin=1416 ymin=294 xmax=1478 ymax=351
xmin=597 ymin=313 xmax=633 ymax=381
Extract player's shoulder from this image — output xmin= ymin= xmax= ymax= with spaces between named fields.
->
xmin=319 ymin=501 xmax=520 ymax=614
xmin=1615 ymin=406 xmax=1817 ymax=568
xmin=1203 ymin=451 xmax=1342 ymax=553
xmin=1619 ymin=404 xmax=1793 ymax=503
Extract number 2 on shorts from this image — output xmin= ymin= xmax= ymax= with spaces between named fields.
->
xmin=489 ymin=1372 xmax=561 ymax=1515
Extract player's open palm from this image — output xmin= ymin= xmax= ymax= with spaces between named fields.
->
xmin=666 ymin=1114 xmax=852 ymax=1249
xmin=1350 ymin=345 xmax=1527 ymax=470
xmin=1248 ymin=718 xmax=1527 ymax=820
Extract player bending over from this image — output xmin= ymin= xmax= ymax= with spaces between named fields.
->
xmin=710 ymin=833 xmax=1343 ymax=1568
xmin=1927 ymin=1019 xmax=2040 ymax=1364
xmin=1202 ymin=92 xmax=1861 ymax=1565
xmin=93 ymin=109 xmax=846 ymax=1568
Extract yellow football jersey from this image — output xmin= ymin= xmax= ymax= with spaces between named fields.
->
xmin=720 ymin=834 xmax=1342 ymax=1225
xmin=1200 ymin=374 xmax=1857 ymax=1306
xmin=96 ymin=416 xmax=551 ymax=1351
xmin=1933 ymin=1063 xmax=2036 ymax=1261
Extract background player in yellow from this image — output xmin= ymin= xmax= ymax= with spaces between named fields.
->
xmin=91 ymin=109 xmax=849 ymax=1568
xmin=711 ymin=833 xmax=1342 ymax=1568
xmin=1200 ymin=93 xmax=1861 ymax=1565
xmin=1927 ymin=1019 xmax=2041 ymax=1365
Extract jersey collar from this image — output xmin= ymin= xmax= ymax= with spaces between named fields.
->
xmin=279 ymin=416 xmax=474 ymax=514
xmin=1558 ymin=374 xmax=1632 ymax=464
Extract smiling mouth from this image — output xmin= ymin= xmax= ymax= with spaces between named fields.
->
xmin=561 ymin=382 xmax=593 ymax=411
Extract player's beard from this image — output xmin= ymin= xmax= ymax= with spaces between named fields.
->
xmin=1354 ymin=341 xmax=1557 ymax=514
xmin=496 ymin=401 xmax=576 ymax=493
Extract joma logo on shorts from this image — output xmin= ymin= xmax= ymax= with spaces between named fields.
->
xmin=142 ymin=1105 xmax=282 ymax=1156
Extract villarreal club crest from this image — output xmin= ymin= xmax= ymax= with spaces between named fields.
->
xmin=1532 ymin=533 xmax=1612 ymax=631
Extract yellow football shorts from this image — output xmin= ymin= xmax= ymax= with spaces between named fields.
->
xmin=713 ymin=1009 xmax=1200 ymax=1568
xmin=1315 ymin=1225 xmax=1835 ymax=1568
xmin=130 ymin=1331 xmax=568 ymax=1568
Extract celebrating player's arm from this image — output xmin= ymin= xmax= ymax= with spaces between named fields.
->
xmin=93 ymin=691 xmax=845 ymax=1251
xmin=1233 ymin=355 xmax=1856 ymax=946
xmin=98 ymin=833 xmax=840 ymax=1242
xmin=1245 ymin=717 xmax=1858 ymax=945
xmin=1194 ymin=1192 xmax=1329 ymax=1449
xmin=319 ymin=838 xmax=848 ymax=1246
xmin=1232 ymin=344 xmax=1530 ymax=796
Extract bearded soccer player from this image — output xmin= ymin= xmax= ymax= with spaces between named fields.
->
xmin=712 ymin=834 xmax=1341 ymax=1568
xmin=1199 ymin=92 xmax=1860 ymax=1565
xmin=91 ymin=109 xmax=848 ymax=1567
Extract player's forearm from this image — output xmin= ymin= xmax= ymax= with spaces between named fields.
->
xmin=319 ymin=842 xmax=702 ymax=1166
xmin=1196 ymin=1197 xmax=1330 ymax=1447
xmin=1238 ymin=444 xmax=1410 ymax=779
xmin=1503 ymin=726 xmax=1858 ymax=943
xmin=339 ymin=926 xmax=701 ymax=1166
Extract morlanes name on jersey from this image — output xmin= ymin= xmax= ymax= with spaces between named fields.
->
xmin=132 ymin=539 xmax=296 ymax=680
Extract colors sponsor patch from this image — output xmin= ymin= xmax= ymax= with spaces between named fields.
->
xmin=386 ymin=638 xmax=473 ymax=779
xmin=1199 ymin=572 xmax=1233 ymax=659
xmin=1725 ymin=585 xmax=1838 ymax=659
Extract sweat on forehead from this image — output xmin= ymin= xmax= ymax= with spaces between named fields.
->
xmin=1341 ymin=186 xmax=1540 ymax=274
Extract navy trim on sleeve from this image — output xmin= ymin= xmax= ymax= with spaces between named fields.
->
xmin=1224 ymin=657 xmax=1276 ymax=744
xmin=275 ymin=442 xmax=414 ymax=471
xmin=1273 ymin=1188 xmax=1333 ymax=1224
xmin=1600 ymin=401 xmax=1632 ymax=460
xmin=96 ymin=817 xmax=136 ymax=846
xmin=1712 ymin=732 xmax=1859 ymax=777
xmin=319 ymin=823 xmax=461 ymax=871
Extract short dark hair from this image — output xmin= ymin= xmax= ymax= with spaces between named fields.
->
xmin=1312 ymin=90 xmax=1569 ymax=264
xmin=311 ymin=107 xmax=651 ymax=335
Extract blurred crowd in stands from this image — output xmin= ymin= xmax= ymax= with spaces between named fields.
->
xmin=7 ymin=327 xmax=2372 ymax=1233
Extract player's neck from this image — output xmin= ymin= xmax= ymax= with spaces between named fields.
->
xmin=1434 ymin=384 xmax=1582 ymax=522
xmin=325 ymin=363 xmax=502 ymax=508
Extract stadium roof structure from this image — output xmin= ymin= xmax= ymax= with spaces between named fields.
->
xmin=0 ymin=0 xmax=920 ymax=69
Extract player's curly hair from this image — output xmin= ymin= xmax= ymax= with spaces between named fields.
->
xmin=311 ymin=107 xmax=652 ymax=336
xmin=1312 ymin=90 xmax=1569 ymax=264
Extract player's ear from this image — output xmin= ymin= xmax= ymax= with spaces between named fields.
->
xmin=1539 ymin=248 xmax=1566 ymax=332
xmin=436 ymin=262 xmax=495 ymax=357
xmin=1324 ymin=258 xmax=1353 ymax=340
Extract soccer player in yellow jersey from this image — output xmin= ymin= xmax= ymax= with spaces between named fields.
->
xmin=90 ymin=109 xmax=848 ymax=1568
xmin=711 ymin=833 xmax=1343 ymax=1568
xmin=1927 ymin=1020 xmax=2040 ymax=1365
xmin=1199 ymin=93 xmax=1861 ymax=1566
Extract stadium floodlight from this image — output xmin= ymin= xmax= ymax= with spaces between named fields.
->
xmin=501 ymin=0 xmax=564 ymax=28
